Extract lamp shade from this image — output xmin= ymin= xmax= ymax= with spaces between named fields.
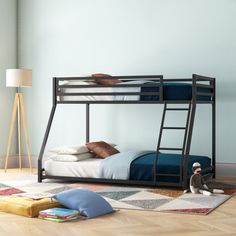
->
xmin=6 ymin=69 xmax=32 ymax=87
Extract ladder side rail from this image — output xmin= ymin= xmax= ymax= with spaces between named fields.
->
xmin=180 ymin=103 xmax=192 ymax=184
xmin=154 ymin=103 xmax=167 ymax=183
xmin=182 ymin=75 xmax=197 ymax=188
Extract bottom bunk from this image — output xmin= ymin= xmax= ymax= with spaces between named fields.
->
xmin=43 ymin=151 xmax=213 ymax=187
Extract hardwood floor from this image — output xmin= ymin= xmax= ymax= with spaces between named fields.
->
xmin=0 ymin=169 xmax=235 ymax=236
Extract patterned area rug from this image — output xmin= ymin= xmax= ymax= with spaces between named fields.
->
xmin=1 ymin=175 xmax=236 ymax=215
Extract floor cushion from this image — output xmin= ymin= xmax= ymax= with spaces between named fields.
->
xmin=0 ymin=196 xmax=61 ymax=217
xmin=53 ymin=188 xmax=114 ymax=219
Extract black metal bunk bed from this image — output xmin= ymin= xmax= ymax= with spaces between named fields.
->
xmin=38 ymin=74 xmax=216 ymax=189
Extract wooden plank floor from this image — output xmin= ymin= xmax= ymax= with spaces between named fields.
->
xmin=0 ymin=169 xmax=235 ymax=236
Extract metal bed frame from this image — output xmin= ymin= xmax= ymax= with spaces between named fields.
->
xmin=38 ymin=74 xmax=216 ymax=189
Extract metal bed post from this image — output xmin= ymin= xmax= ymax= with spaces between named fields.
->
xmin=212 ymin=78 xmax=216 ymax=178
xmin=38 ymin=78 xmax=58 ymax=182
xmin=159 ymin=75 xmax=164 ymax=103
xmin=86 ymin=103 xmax=90 ymax=143
xmin=153 ymin=76 xmax=163 ymax=184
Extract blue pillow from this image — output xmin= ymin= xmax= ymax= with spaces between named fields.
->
xmin=53 ymin=188 xmax=114 ymax=219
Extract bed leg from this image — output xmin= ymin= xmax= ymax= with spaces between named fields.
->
xmin=38 ymin=160 xmax=42 ymax=183
xmin=38 ymin=105 xmax=57 ymax=183
xmin=38 ymin=175 xmax=42 ymax=183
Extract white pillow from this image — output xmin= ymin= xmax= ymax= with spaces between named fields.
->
xmin=49 ymin=145 xmax=89 ymax=155
xmin=49 ymin=143 xmax=116 ymax=155
xmin=49 ymin=152 xmax=94 ymax=162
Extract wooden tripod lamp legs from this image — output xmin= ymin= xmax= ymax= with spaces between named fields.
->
xmin=4 ymin=93 xmax=32 ymax=172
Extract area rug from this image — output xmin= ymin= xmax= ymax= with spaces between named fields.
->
xmin=1 ymin=175 xmax=236 ymax=215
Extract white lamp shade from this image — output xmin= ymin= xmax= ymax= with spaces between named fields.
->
xmin=6 ymin=69 xmax=32 ymax=87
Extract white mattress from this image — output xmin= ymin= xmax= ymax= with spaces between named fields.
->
xmin=59 ymin=80 xmax=148 ymax=101
xmin=44 ymin=158 xmax=102 ymax=178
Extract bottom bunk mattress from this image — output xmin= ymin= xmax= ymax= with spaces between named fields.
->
xmin=44 ymin=158 xmax=101 ymax=178
xmin=44 ymin=151 xmax=211 ymax=182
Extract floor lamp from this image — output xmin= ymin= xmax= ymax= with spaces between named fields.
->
xmin=5 ymin=69 xmax=32 ymax=172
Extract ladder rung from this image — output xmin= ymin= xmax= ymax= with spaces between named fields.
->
xmin=159 ymin=147 xmax=183 ymax=151
xmin=166 ymin=108 xmax=189 ymax=111
xmin=155 ymin=173 xmax=180 ymax=177
xmin=163 ymin=127 xmax=186 ymax=130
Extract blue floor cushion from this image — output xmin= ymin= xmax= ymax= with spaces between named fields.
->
xmin=53 ymin=188 xmax=114 ymax=219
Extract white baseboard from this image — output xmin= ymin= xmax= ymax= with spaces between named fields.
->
xmin=216 ymin=163 xmax=236 ymax=177
xmin=0 ymin=155 xmax=37 ymax=169
xmin=0 ymin=155 xmax=18 ymax=169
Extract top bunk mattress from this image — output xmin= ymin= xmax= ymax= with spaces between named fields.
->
xmin=59 ymin=81 xmax=212 ymax=102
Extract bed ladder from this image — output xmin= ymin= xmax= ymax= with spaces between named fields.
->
xmin=154 ymin=102 xmax=196 ymax=188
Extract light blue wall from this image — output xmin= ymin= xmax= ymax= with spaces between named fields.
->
xmin=18 ymin=0 xmax=236 ymax=163
xmin=0 ymin=0 xmax=17 ymax=167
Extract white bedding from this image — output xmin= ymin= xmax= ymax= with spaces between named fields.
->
xmin=59 ymin=80 xmax=148 ymax=101
xmin=44 ymin=158 xmax=102 ymax=178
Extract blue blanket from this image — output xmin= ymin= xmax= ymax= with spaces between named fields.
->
xmin=130 ymin=152 xmax=211 ymax=182
xmin=99 ymin=151 xmax=212 ymax=182
xmin=99 ymin=150 xmax=153 ymax=180
xmin=141 ymin=82 xmax=212 ymax=101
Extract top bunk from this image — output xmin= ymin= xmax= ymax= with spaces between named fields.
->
xmin=54 ymin=74 xmax=215 ymax=104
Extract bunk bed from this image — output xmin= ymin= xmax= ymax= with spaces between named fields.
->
xmin=38 ymin=74 xmax=216 ymax=189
